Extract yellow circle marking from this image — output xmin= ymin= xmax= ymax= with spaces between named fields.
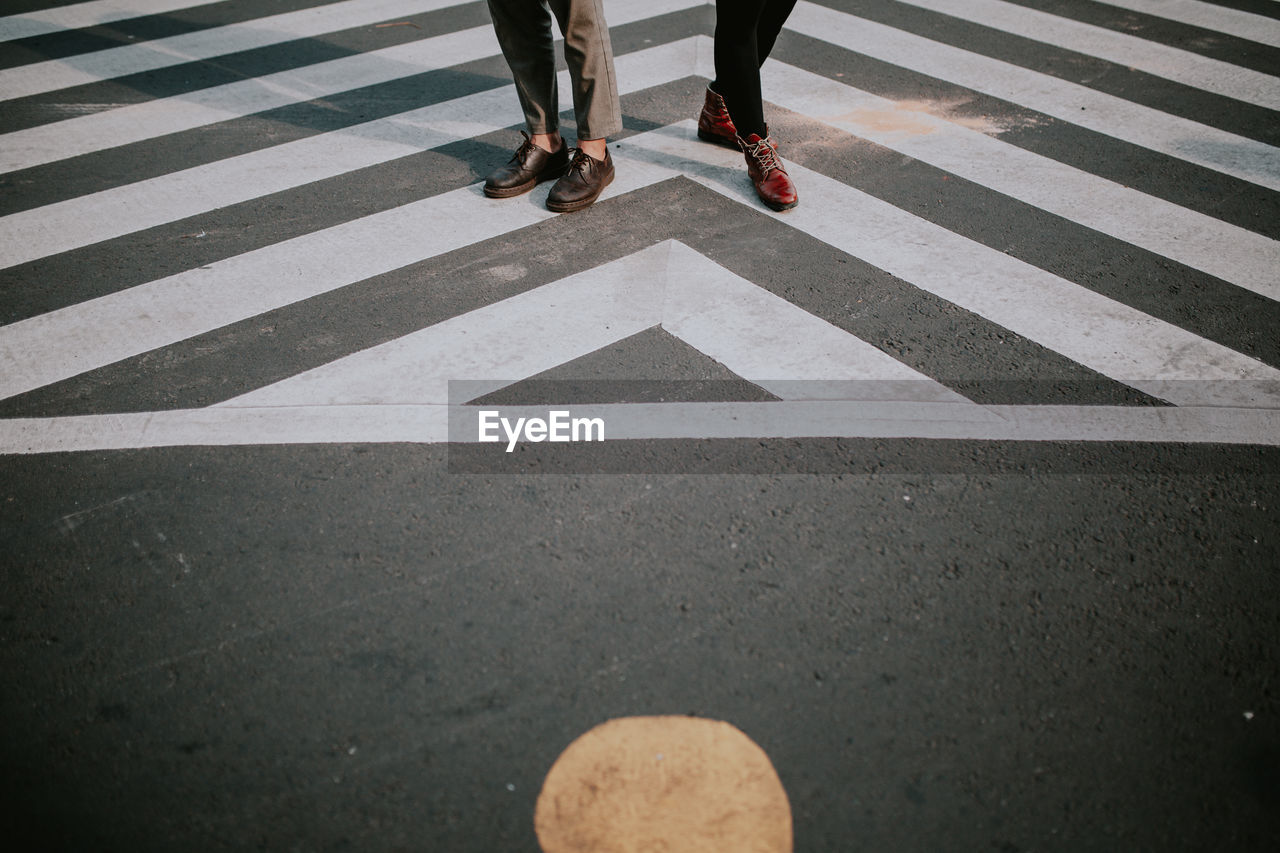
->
xmin=535 ymin=716 xmax=792 ymax=853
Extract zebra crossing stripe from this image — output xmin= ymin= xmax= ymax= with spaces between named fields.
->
xmin=0 ymin=0 xmax=470 ymax=102
xmin=0 ymin=0 xmax=702 ymax=174
xmin=216 ymin=241 xmax=960 ymax=408
xmin=1098 ymin=0 xmax=1280 ymax=49
xmin=762 ymin=59 xmax=1280 ymax=300
xmin=624 ymin=124 xmax=1280 ymax=407
xmin=895 ymin=0 xmax=1280 ymax=110
xmin=0 ymin=0 xmax=230 ymax=43
xmin=0 ymin=37 xmax=703 ymax=270
xmin=787 ymin=1 xmax=1280 ymax=191
xmin=0 ymin=24 xmax=499 ymax=174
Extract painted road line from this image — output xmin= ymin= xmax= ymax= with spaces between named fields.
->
xmin=623 ymin=124 xmax=1280 ymax=408
xmin=896 ymin=0 xmax=1280 ymax=110
xmin=0 ymin=0 xmax=230 ymax=43
xmin=786 ymin=1 xmax=1280 ymax=191
xmin=0 ymin=155 xmax=678 ymax=402
xmin=218 ymin=241 xmax=961 ymax=408
xmin=0 ymin=24 xmax=500 ymax=174
xmin=762 ymin=58 xmax=1280 ymax=300
xmin=1098 ymin=0 xmax=1280 ymax=49
xmin=0 ymin=402 xmax=1276 ymax=454
xmin=657 ymin=243 xmax=964 ymax=403
xmin=0 ymin=38 xmax=703 ymax=270
xmin=218 ymin=243 xmax=671 ymax=408
xmin=0 ymin=0 xmax=469 ymax=102
xmin=0 ymin=0 xmax=702 ymax=174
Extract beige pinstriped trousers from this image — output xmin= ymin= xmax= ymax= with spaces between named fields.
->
xmin=486 ymin=0 xmax=623 ymax=140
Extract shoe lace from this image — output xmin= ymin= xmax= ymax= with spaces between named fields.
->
xmin=742 ymin=135 xmax=782 ymax=173
xmin=566 ymin=148 xmax=594 ymax=175
xmin=513 ymin=131 xmax=538 ymax=165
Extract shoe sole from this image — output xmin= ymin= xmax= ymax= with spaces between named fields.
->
xmin=545 ymin=170 xmax=615 ymax=213
xmin=762 ymin=197 xmax=798 ymax=212
xmin=697 ymin=128 xmax=740 ymax=150
xmin=482 ymin=168 xmax=567 ymax=199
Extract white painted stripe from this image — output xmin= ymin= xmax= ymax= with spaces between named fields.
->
xmin=220 ymin=243 xmax=671 ymax=407
xmin=0 ymin=0 xmax=229 ymax=43
xmin=0 ymin=0 xmax=467 ymax=102
xmin=0 ymin=402 xmax=1275 ymax=453
xmin=786 ymin=1 xmax=1280 ymax=191
xmin=0 ymin=153 xmax=678 ymax=402
xmin=0 ymin=0 xmax=701 ymax=174
xmin=219 ymin=241 xmax=959 ymax=407
xmin=0 ymin=24 xmax=498 ymax=174
xmin=0 ymin=37 xmax=703 ymax=270
xmin=625 ymin=124 xmax=1280 ymax=407
xmin=1099 ymin=0 xmax=1280 ymax=49
xmin=897 ymin=0 xmax=1280 ymax=109
xmin=658 ymin=243 xmax=960 ymax=402
xmin=761 ymin=59 xmax=1280 ymax=300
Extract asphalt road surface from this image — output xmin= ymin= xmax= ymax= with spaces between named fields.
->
xmin=2 ymin=1 xmax=1278 ymax=850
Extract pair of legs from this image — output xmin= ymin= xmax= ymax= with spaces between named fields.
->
xmin=484 ymin=0 xmax=622 ymax=211
xmin=700 ymin=0 xmax=800 ymax=211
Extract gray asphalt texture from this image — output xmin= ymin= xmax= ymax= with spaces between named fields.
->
xmin=3 ymin=0 xmax=1280 ymax=851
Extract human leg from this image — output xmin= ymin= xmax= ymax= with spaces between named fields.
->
xmin=545 ymin=0 xmax=620 ymax=211
xmin=483 ymin=0 xmax=569 ymax=197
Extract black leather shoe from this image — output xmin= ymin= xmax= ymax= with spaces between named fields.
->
xmin=483 ymin=131 xmax=570 ymax=198
xmin=546 ymin=148 xmax=615 ymax=213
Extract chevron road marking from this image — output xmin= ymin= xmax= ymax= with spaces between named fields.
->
xmin=0 ymin=0 xmax=230 ymax=43
xmin=622 ymin=124 xmax=1280 ymax=408
xmin=217 ymin=241 xmax=961 ymax=407
xmin=788 ymin=1 xmax=1280 ymax=191
xmin=4 ymin=31 xmax=1274 ymax=302
xmin=761 ymin=59 xmax=1280 ymax=300
xmin=0 ymin=37 xmax=705 ymax=270
xmin=0 ymin=0 xmax=469 ymax=101
xmin=0 ymin=152 xmax=677 ymax=402
xmin=1099 ymin=0 xmax=1280 ymax=49
xmin=896 ymin=0 xmax=1280 ymax=109
xmin=4 ymin=123 xmax=1278 ymax=409
xmin=0 ymin=0 xmax=701 ymax=174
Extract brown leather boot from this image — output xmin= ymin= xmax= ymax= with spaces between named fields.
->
xmin=483 ymin=131 xmax=569 ymax=198
xmin=738 ymin=132 xmax=798 ymax=212
xmin=697 ymin=85 xmax=737 ymax=149
xmin=546 ymin=147 xmax=615 ymax=213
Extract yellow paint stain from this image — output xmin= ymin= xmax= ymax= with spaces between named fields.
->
xmin=826 ymin=97 xmax=1042 ymax=137
xmin=535 ymin=716 xmax=792 ymax=853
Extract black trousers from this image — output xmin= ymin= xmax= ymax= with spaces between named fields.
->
xmin=712 ymin=0 xmax=798 ymax=139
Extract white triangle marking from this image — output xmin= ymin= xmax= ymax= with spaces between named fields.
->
xmin=217 ymin=241 xmax=961 ymax=408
